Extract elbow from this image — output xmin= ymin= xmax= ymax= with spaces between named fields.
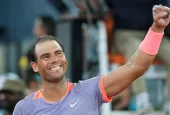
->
xmin=126 ymin=61 xmax=148 ymax=76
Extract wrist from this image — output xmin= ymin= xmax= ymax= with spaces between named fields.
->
xmin=139 ymin=28 xmax=164 ymax=55
xmin=151 ymin=22 xmax=165 ymax=33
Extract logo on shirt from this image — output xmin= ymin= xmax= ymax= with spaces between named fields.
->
xmin=70 ymin=100 xmax=79 ymax=107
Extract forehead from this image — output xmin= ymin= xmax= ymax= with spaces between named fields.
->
xmin=35 ymin=40 xmax=62 ymax=57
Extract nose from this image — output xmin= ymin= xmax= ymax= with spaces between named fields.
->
xmin=50 ymin=54 xmax=58 ymax=64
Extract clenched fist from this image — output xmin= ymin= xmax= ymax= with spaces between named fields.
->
xmin=152 ymin=4 xmax=170 ymax=32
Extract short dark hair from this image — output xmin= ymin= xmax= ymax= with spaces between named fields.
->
xmin=37 ymin=15 xmax=56 ymax=36
xmin=27 ymin=35 xmax=64 ymax=62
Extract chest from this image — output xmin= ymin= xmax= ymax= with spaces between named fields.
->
xmin=31 ymin=91 xmax=100 ymax=115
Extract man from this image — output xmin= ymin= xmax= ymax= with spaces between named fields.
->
xmin=19 ymin=15 xmax=56 ymax=95
xmin=0 ymin=77 xmax=26 ymax=115
xmin=13 ymin=5 xmax=170 ymax=115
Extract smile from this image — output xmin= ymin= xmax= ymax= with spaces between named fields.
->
xmin=49 ymin=65 xmax=62 ymax=71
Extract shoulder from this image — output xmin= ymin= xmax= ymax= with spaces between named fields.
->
xmin=14 ymin=93 xmax=35 ymax=112
xmin=75 ymin=76 xmax=101 ymax=86
xmin=73 ymin=76 xmax=102 ymax=92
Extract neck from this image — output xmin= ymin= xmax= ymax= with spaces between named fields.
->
xmin=41 ymin=78 xmax=67 ymax=102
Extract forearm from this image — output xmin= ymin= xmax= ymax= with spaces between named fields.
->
xmin=128 ymin=23 xmax=164 ymax=77
xmin=127 ymin=49 xmax=155 ymax=77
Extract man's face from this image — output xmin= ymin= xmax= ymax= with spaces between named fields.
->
xmin=33 ymin=19 xmax=45 ymax=37
xmin=32 ymin=40 xmax=67 ymax=83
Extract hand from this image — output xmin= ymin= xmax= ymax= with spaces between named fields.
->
xmin=152 ymin=4 xmax=170 ymax=32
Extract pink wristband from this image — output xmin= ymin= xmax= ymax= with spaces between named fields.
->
xmin=139 ymin=28 xmax=164 ymax=55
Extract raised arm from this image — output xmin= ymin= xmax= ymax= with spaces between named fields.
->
xmin=103 ymin=5 xmax=170 ymax=97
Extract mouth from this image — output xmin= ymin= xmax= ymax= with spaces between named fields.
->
xmin=49 ymin=65 xmax=62 ymax=72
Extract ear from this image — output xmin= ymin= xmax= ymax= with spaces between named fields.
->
xmin=31 ymin=62 xmax=39 ymax=72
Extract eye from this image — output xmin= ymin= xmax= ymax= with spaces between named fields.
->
xmin=55 ymin=51 xmax=63 ymax=57
xmin=57 ymin=52 xmax=61 ymax=56
xmin=42 ymin=55 xmax=49 ymax=59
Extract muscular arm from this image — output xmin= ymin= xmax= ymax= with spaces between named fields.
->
xmin=104 ymin=47 xmax=155 ymax=97
xmin=103 ymin=5 xmax=170 ymax=97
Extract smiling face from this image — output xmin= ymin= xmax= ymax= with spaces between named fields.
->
xmin=31 ymin=40 xmax=67 ymax=83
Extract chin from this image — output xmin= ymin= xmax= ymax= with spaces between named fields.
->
xmin=46 ymin=74 xmax=65 ymax=83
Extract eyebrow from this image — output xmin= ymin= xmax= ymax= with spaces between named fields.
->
xmin=40 ymin=53 xmax=50 ymax=58
xmin=55 ymin=49 xmax=63 ymax=53
xmin=40 ymin=50 xmax=63 ymax=58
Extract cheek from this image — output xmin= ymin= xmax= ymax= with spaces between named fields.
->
xmin=63 ymin=58 xmax=67 ymax=68
xmin=64 ymin=62 xmax=67 ymax=70
xmin=38 ymin=61 xmax=47 ymax=70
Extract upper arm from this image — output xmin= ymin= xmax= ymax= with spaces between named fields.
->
xmin=103 ymin=64 xmax=137 ymax=97
xmin=103 ymin=49 xmax=155 ymax=97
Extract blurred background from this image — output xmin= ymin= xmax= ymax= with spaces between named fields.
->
xmin=0 ymin=0 xmax=170 ymax=115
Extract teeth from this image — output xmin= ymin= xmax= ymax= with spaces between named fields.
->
xmin=50 ymin=66 xmax=61 ymax=71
